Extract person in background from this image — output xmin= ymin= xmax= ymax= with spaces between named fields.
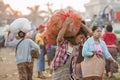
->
xmin=82 ymin=26 xmax=118 ymax=80
xmin=90 ymin=14 xmax=98 ymax=28
xmin=35 ymin=24 xmax=46 ymax=79
xmin=102 ymin=24 xmax=120 ymax=78
xmin=101 ymin=25 xmax=106 ymax=35
xmin=5 ymin=31 xmax=40 ymax=80
xmin=46 ymin=43 xmax=56 ymax=76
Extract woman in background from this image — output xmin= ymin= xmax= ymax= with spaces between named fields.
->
xmin=82 ymin=26 xmax=118 ymax=80
xmin=102 ymin=24 xmax=120 ymax=78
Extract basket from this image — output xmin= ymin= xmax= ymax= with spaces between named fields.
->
xmin=81 ymin=55 xmax=105 ymax=78
xmin=30 ymin=48 xmax=39 ymax=59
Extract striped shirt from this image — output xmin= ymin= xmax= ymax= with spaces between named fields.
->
xmin=50 ymin=39 xmax=79 ymax=76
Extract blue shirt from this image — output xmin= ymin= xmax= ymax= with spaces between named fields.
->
xmin=6 ymin=38 xmax=40 ymax=64
xmin=82 ymin=37 xmax=112 ymax=59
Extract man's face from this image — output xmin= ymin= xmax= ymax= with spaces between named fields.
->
xmin=39 ymin=28 xmax=45 ymax=33
xmin=75 ymin=34 xmax=85 ymax=44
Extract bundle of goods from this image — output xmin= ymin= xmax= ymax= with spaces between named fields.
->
xmin=46 ymin=10 xmax=82 ymax=45
xmin=3 ymin=25 xmax=10 ymax=32
xmin=9 ymin=18 xmax=32 ymax=34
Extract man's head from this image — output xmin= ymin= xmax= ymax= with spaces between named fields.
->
xmin=106 ymin=24 xmax=113 ymax=32
xmin=17 ymin=31 xmax=26 ymax=38
xmin=75 ymin=27 xmax=87 ymax=44
xmin=65 ymin=27 xmax=87 ymax=45
xmin=38 ymin=24 xmax=45 ymax=33
xmin=65 ymin=19 xmax=87 ymax=45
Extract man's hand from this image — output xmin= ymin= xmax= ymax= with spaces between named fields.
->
xmin=56 ymin=17 xmax=73 ymax=42
xmin=81 ymin=23 xmax=92 ymax=34
xmin=63 ymin=17 xmax=73 ymax=26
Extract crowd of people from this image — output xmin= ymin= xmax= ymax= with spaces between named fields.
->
xmin=4 ymin=11 xmax=120 ymax=80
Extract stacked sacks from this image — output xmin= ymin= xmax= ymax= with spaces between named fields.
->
xmin=9 ymin=18 xmax=32 ymax=34
xmin=46 ymin=10 xmax=82 ymax=45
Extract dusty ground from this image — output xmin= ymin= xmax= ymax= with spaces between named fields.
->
xmin=0 ymin=47 xmax=51 ymax=80
xmin=0 ymin=47 xmax=120 ymax=80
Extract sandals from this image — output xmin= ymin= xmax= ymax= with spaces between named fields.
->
xmin=38 ymin=75 xmax=46 ymax=79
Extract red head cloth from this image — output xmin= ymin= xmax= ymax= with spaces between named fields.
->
xmin=38 ymin=24 xmax=45 ymax=29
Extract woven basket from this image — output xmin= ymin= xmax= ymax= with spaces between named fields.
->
xmin=81 ymin=55 xmax=105 ymax=78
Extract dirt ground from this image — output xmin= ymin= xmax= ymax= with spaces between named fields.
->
xmin=0 ymin=47 xmax=120 ymax=80
xmin=0 ymin=47 xmax=51 ymax=80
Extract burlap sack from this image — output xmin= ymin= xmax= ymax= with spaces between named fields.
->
xmin=81 ymin=55 xmax=105 ymax=78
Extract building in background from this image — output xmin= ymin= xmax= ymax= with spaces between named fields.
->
xmin=84 ymin=0 xmax=120 ymax=22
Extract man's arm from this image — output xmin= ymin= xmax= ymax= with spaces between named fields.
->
xmin=56 ymin=17 xmax=73 ymax=42
xmin=81 ymin=23 xmax=92 ymax=34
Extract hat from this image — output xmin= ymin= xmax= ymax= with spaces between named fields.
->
xmin=38 ymin=24 xmax=45 ymax=29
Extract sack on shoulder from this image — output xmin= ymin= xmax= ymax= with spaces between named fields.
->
xmin=31 ymin=48 xmax=39 ymax=59
xmin=81 ymin=55 xmax=105 ymax=78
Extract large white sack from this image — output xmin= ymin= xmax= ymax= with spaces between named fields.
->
xmin=9 ymin=19 xmax=22 ymax=34
xmin=20 ymin=19 xmax=32 ymax=33
xmin=9 ymin=18 xmax=32 ymax=34
xmin=3 ymin=25 xmax=10 ymax=32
